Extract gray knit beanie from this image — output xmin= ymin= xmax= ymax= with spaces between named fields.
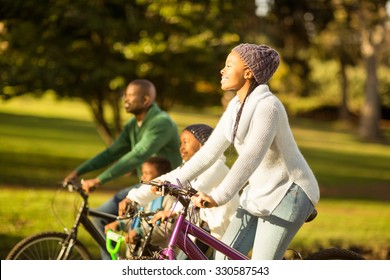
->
xmin=232 ymin=43 xmax=280 ymax=85
xmin=184 ymin=124 xmax=213 ymax=145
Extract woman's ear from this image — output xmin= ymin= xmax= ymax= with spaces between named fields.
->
xmin=244 ymin=68 xmax=254 ymax=80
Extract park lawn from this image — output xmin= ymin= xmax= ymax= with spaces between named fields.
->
xmin=0 ymin=187 xmax=111 ymax=260
xmin=1 ymin=94 xmax=389 ymax=259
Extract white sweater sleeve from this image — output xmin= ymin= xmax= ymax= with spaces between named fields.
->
xmin=126 ymin=184 xmax=160 ymax=205
xmin=127 ymin=166 xmax=182 ymax=205
xmin=175 ymin=121 xmax=231 ymax=185
xmin=210 ymin=100 xmax=279 ymax=206
xmin=189 ymin=157 xmax=229 ymax=193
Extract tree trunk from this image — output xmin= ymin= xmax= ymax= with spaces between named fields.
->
xmin=108 ymin=91 xmax=123 ymax=138
xmin=359 ymin=53 xmax=381 ymax=141
xmin=89 ymin=95 xmax=114 ymax=146
xmin=338 ymin=56 xmax=350 ymax=121
xmin=357 ymin=1 xmax=385 ymax=142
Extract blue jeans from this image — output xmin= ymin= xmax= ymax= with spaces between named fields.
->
xmin=215 ymin=183 xmax=314 ymax=260
xmin=93 ymin=184 xmax=141 ymax=260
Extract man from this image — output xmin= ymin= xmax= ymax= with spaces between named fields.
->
xmin=64 ymin=79 xmax=181 ymax=259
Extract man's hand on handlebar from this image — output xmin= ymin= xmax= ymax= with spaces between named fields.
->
xmin=63 ymin=171 xmax=78 ymax=185
xmin=81 ymin=178 xmax=101 ymax=194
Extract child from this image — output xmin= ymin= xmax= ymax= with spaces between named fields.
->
xmin=104 ymin=156 xmax=175 ymax=254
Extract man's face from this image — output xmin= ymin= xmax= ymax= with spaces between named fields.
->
xmin=123 ymin=84 xmax=147 ymax=115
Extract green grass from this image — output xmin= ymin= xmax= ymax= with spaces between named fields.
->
xmin=0 ymin=94 xmax=389 ymax=259
xmin=0 ymin=187 xmax=111 ymax=259
xmin=290 ymin=198 xmax=390 ymax=260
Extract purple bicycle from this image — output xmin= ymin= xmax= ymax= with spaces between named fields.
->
xmin=139 ymin=180 xmax=365 ymax=260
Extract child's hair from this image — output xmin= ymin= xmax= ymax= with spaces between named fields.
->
xmin=143 ymin=156 xmax=172 ymax=176
xmin=183 ymin=124 xmax=214 ymax=146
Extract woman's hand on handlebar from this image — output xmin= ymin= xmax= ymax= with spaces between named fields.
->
xmin=192 ymin=192 xmax=218 ymax=208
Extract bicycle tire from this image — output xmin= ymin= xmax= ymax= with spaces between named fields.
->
xmin=6 ymin=231 xmax=92 ymax=260
xmin=305 ymin=248 xmax=365 ymax=260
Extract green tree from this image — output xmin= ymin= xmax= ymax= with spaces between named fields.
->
xmin=261 ymin=0 xmax=388 ymax=141
xmin=0 ymin=0 xmax=139 ymax=144
xmin=0 ymin=0 xmax=261 ymax=143
xmin=313 ymin=1 xmax=361 ymax=122
xmin=263 ymin=0 xmax=330 ymax=97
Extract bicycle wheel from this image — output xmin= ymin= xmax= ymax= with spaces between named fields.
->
xmin=6 ymin=231 xmax=92 ymax=260
xmin=305 ymin=248 xmax=365 ymax=260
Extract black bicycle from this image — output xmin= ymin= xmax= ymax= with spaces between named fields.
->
xmin=6 ymin=180 xmax=159 ymax=260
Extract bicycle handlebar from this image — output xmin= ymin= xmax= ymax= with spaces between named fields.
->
xmin=63 ymin=180 xmax=155 ymax=220
xmin=140 ymin=180 xmax=209 ymax=207
xmin=62 ymin=180 xmax=89 ymax=200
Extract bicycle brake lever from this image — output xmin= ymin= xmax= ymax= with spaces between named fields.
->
xmin=65 ymin=182 xmax=74 ymax=192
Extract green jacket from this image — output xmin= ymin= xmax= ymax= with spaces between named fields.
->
xmin=75 ymin=103 xmax=181 ymax=184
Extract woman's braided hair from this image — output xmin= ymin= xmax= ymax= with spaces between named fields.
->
xmin=231 ymin=80 xmax=258 ymax=143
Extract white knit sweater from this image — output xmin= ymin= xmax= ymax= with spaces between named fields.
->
xmin=176 ymin=85 xmax=320 ymax=216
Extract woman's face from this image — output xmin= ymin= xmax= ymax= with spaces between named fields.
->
xmin=180 ymin=130 xmax=201 ymax=162
xmin=220 ymin=51 xmax=254 ymax=102
xmin=220 ymin=51 xmax=248 ymax=92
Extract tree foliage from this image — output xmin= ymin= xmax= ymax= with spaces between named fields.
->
xmin=1 ymin=0 xmax=389 ymax=142
xmin=259 ymin=0 xmax=389 ymax=141
xmin=0 ymin=0 xmax=262 ymax=143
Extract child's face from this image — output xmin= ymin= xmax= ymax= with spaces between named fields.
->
xmin=141 ymin=162 xmax=160 ymax=181
xmin=180 ymin=130 xmax=201 ymax=162
xmin=220 ymin=50 xmax=248 ymax=92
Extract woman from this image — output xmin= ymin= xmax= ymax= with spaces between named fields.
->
xmin=176 ymin=43 xmax=320 ymax=259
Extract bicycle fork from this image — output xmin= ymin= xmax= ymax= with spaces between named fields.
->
xmin=56 ymin=204 xmax=85 ymax=260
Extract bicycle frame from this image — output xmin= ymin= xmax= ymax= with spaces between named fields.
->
xmin=58 ymin=181 xmax=161 ymax=260
xmin=145 ymin=180 xmax=323 ymax=261
xmin=159 ymin=211 xmax=249 ymax=260
xmin=56 ymin=194 xmax=117 ymax=259
xmin=139 ymin=180 xmax=249 ymax=260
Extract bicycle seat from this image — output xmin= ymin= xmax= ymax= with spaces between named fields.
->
xmin=305 ymin=208 xmax=317 ymax=223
